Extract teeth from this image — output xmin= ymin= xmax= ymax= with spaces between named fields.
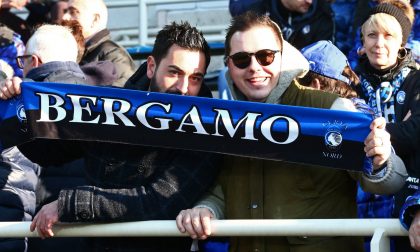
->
xmin=249 ymin=77 xmax=267 ymax=82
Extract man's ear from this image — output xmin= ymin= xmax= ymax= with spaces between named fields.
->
xmin=92 ymin=13 xmax=100 ymax=28
xmin=146 ymin=56 xmax=156 ymax=79
xmin=32 ymin=55 xmax=42 ymax=68
xmin=310 ymin=78 xmax=321 ymax=90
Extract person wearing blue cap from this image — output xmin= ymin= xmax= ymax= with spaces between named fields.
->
xmin=299 ymin=40 xmax=375 ymax=113
xmin=300 ymin=40 xmax=359 ymax=98
xmin=300 ymin=40 xmax=399 ymax=252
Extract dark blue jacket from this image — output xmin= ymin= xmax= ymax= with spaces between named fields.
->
xmin=229 ymin=0 xmax=261 ymax=16
xmin=331 ymin=0 xmax=358 ymax=55
xmin=250 ymin=0 xmax=335 ymax=49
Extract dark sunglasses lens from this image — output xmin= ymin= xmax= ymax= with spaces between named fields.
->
xmin=255 ymin=50 xmax=276 ymax=66
xmin=231 ymin=52 xmax=251 ymax=69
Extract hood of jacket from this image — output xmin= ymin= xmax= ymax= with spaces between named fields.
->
xmin=80 ymin=60 xmax=118 ymax=86
xmin=226 ymin=40 xmax=309 ymax=104
xmin=26 ymin=61 xmax=86 ymax=83
xmin=356 ymin=50 xmax=418 ymax=87
xmin=124 ymin=61 xmax=213 ymax=98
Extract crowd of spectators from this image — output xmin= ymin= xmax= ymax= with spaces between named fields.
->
xmin=0 ymin=0 xmax=419 ymax=252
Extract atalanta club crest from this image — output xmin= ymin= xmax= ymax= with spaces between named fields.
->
xmin=323 ymin=121 xmax=347 ymax=151
xmin=16 ymin=101 xmax=27 ymax=133
xmin=396 ymin=91 xmax=406 ymax=104
xmin=325 ymin=130 xmax=342 ymax=149
xmin=17 ymin=103 xmax=26 ymax=122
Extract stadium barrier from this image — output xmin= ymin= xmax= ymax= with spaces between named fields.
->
xmin=0 ymin=219 xmax=408 ymax=252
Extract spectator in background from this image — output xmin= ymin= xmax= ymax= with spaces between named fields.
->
xmin=229 ymin=0 xmax=261 ymax=16
xmin=0 ymin=0 xmax=68 ymax=43
xmin=406 ymin=0 xmax=419 ymax=63
xmin=248 ymin=0 xmax=335 ymax=49
xmin=50 ymin=0 xmax=68 ymax=24
xmin=61 ymin=19 xmax=118 ymax=86
xmin=354 ymin=1 xmax=420 ymax=251
xmin=63 ymin=0 xmax=136 ymax=87
xmin=176 ymin=12 xmax=407 ymax=252
xmin=0 ymin=23 xmax=25 ymax=77
xmin=330 ymin=0 xmax=358 ymax=55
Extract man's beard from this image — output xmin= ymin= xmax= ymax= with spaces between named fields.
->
xmin=150 ymin=75 xmax=183 ymax=95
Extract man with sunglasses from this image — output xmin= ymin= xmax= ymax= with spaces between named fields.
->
xmin=176 ymin=11 xmax=406 ymax=252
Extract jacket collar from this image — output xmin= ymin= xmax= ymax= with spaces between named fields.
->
xmin=26 ymin=61 xmax=85 ymax=81
xmin=85 ymin=29 xmax=111 ymax=54
xmin=226 ymin=40 xmax=309 ymax=104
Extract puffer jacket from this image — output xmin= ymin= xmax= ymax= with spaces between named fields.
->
xmin=0 ymin=147 xmax=40 ymax=252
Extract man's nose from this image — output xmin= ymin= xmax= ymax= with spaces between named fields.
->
xmin=248 ymin=55 xmax=263 ymax=71
xmin=176 ymin=79 xmax=189 ymax=95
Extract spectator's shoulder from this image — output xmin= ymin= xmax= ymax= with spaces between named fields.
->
xmin=0 ymin=24 xmax=15 ymax=46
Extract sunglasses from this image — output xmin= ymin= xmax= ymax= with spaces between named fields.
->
xmin=225 ymin=49 xmax=280 ymax=69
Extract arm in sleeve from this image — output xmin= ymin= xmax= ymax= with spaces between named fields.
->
xmin=386 ymin=80 xmax=420 ymax=155
xmin=351 ymin=152 xmax=408 ymax=194
xmin=194 ymin=183 xmax=225 ymax=220
xmin=400 ymin=191 xmax=420 ymax=230
xmin=57 ymin=151 xmax=222 ymax=222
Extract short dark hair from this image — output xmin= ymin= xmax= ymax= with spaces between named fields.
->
xmin=152 ymin=21 xmax=211 ymax=70
xmin=225 ymin=11 xmax=283 ymax=57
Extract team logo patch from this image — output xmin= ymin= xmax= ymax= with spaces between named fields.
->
xmin=396 ymin=91 xmax=406 ymax=104
xmin=16 ymin=101 xmax=27 ymax=133
xmin=325 ymin=130 xmax=342 ymax=150
xmin=302 ymin=25 xmax=310 ymax=35
xmin=323 ymin=121 xmax=347 ymax=152
xmin=16 ymin=103 xmax=26 ymax=122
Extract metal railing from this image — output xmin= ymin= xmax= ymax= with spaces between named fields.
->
xmin=0 ymin=219 xmax=408 ymax=252
xmin=106 ymin=0 xmax=228 ymax=47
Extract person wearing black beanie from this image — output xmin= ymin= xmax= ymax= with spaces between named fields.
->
xmin=356 ymin=1 xmax=420 ymax=251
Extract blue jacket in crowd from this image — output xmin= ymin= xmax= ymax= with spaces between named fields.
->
xmin=330 ymin=0 xmax=358 ymax=55
xmin=0 ymin=23 xmax=24 ymax=77
xmin=229 ymin=0 xmax=261 ymax=16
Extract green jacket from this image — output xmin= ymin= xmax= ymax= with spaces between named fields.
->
xmin=197 ymin=41 xmax=407 ymax=252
